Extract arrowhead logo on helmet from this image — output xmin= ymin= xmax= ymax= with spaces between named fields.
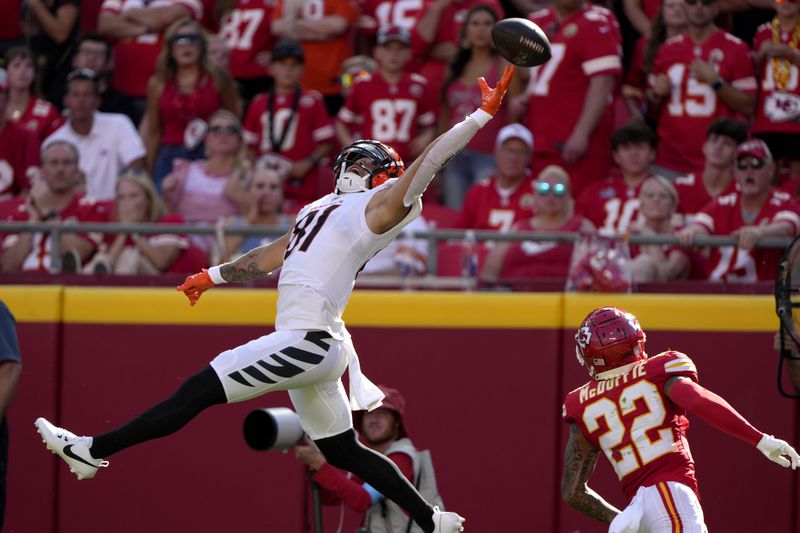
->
xmin=574 ymin=307 xmax=647 ymax=379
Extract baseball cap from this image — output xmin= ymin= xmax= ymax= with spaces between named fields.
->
xmin=355 ymin=384 xmax=409 ymax=438
xmin=271 ymin=40 xmax=304 ymax=63
xmin=736 ymin=138 xmax=772 ymax=162
xmin=496 ymin=123 xmax=534 ymax=151
xmin=0 ymin=68 xmax=7 ymax=91
xmin=377 ymin=25 xmax=411 ymax=46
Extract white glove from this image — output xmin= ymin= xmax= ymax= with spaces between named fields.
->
xmin=757 ymin=434 xmax=800 ymax=469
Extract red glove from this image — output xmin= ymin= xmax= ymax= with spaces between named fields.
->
xmin=176 ymin=268 xmax=215 ymax=306
xmin=478 ymin=65 xmax=516 ymax=116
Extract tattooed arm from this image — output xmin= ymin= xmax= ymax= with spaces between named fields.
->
xmin=561 ymin=423 xmax=621 ymax=524
xmin=219 ymin=230 xmax=292 ymax=282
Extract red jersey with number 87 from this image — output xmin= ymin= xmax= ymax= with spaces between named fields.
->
xmin=651 ymin=30 xmax=756 ymax=173
xmin=219 ymin=0 xmax=276 ymax=80
xmin=563 ymin=351 xmax=700 ymax=502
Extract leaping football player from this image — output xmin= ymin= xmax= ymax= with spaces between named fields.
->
xmin=34 ymin=64 xmax=516 ymax=533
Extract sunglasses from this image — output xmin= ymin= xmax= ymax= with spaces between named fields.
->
xmin=170 ymin=33 xmax=202 ymax=46
xmin=736 ymin=158 xmax=766 ymax=170
xmin=208 ymin=124 xmax=241 ymax=135
xmin=535 ymin=182 xmax=568 ymax=196
xmin=684 ymin=0 xmax=717 ymax=5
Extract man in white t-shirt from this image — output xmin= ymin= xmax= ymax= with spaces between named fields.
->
xmin=44 ymin=69 xmax=146 ymax=200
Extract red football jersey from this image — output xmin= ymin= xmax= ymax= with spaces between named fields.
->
xmin=693 ymin=189 xmax=800 ymax=281
xmin=500 ymin=215 xmax=585 ymax=279
xmin=563 ymin=351 xmax=700 ymax=502
xmin=244 ymin=89 xmax=335 ymax=205
xmin=455 ymin=173 xmax=536 ymax=231
xmin=524 ymin=6 xmax=622 ymax=159
xmin=358 ymin=0 xmax=425 ymax=36
xmin=752 ymin=23 xmax=800 ymax=135
xmin=0 ymin=122 xmax=41 ymax=201
xmin=674 ymin=171 xmax=737 ymax=218
xmin=576 ymin=177 xmax=643 ymax=234
xmin=651 ymin=30 xmax=756 ymax=173
xmin=337 ymin=72 xmax=437 ymax=163
xmin=219 ymin=0 xmax=276 ymax=80
xmin=102 ymin=0 xmax=203 ymax=98
xmin=0 ymin=195 xmax=109 ymax=272
xmin=12 ymin=97 xmax=63 ymax=142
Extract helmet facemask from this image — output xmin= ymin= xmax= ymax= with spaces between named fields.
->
xmin=333 ymin=140 xmax=404 ymax=194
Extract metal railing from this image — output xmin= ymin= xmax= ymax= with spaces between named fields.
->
xmin=0 ymin=220 xmax=792 ymax=275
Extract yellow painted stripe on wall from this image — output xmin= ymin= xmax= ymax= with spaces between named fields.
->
xmin=0 ymin=286 xmax=62 ymax=322
xmin=563 ymin=293 xmax=778 ymax=332
xmin=2 ymin=285 xmax=780 ymax=331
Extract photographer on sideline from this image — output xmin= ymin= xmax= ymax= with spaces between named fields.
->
xmin=294 ymin=385 xmax=444 ymax=533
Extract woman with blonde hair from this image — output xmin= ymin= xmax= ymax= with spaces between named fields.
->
xmin=143 ymin=17 xmax=239 ymax=189
xmin=219 ymin=162 xmax=292 ymax=262
xmin=163 ymin=109 xmax=250 ymax=259
xmin=93 ymin=169 xmax=192 ymax=275
xmin=629 ymin=175 xmax=698 ymax=282
xmin=481 ymin=165 xmax=594 ymax=284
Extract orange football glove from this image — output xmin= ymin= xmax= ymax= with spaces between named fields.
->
xmin=176 ymin=268 xmax=215 ymax=306
xmin=478 ymin=64 xmax=516 ymax=116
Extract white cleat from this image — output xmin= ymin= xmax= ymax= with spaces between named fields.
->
xmin=35 ymin=417 xmax=109 ymax=480
xmin=432 ymin=506 xmax=465 ymax=533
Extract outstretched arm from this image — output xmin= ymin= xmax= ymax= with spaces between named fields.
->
xmin=365 ymin=66 xmax=516 ymax=234
xmin=176 ymin=230 xmax=292 ymax=306
xmin=665 ymin=376 xmax=800 ymax=468
xmin=561 ymin=423 xmax=621 ymax=524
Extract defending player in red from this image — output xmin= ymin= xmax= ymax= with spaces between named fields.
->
xmin=561 ymin=307 xmax=800 ymax=532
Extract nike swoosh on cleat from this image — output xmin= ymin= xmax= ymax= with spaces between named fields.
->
xmin=63 ymin=445 xmax=99 ymax=469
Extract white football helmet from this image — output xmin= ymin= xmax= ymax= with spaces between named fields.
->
xmin=333 ymin=140 xmax=404 ymax=194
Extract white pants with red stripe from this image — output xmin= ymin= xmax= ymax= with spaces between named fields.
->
xmin=610 ymin=481 xmax=707 ymax=533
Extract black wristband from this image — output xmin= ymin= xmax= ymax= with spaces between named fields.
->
xmin=711 ymin=78 xmax=724 ymax=91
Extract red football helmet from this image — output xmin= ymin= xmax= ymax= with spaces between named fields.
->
xmin=574 ymin=307 xmax=647 ymax=378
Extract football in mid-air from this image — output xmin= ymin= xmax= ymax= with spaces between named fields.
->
xmin=491 ymin=18 xmax=551 ymax=68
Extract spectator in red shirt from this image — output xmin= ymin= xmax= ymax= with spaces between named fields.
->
xmin=243 ymin=41 xmax=336 ymax=210
xmin=646 ymin=0 xmax=756 ymax=178
xmin=673 ymin=117 xmax=748 ymax=223
xmin=0 ymin=140 xmax=108 ymax=273
xmin=218 ymin=0 xmax=277 ymax=105
xmin=629 ymin=175 xmax=697 ymax=282
xmin=439 ymin=5 xmax=522 ymax=209
xmin=576 ymin=122 xmax=658 ymax=235
xmin=0 ymin=69 xmax=41 ymax=202
xmin=293 ymin=385 xmax=444 ymax=531
xmin=98 ymin=0 xmax=203 ymax=113
xmin=336 ymin=26 xmax=438 ymax=165
xmin=677 ymin=138 xmax=800 ymax=282
xmin=481 ymin=164 xmax=594 ymax=285
xmin=752 ymin=0 xmax=800 ymax=180
xmin=517 ymin=0 xmax=623 ymax=196
xmin=89 ymin=168 xmax=198 ymax=275
xmin=455 ymin=123 xmax=536 ymax=232
xmin=622 ymin=0 xmax=688 ymax=124
xmin=143 ymin=17 xmax=239 ymax=189
xmin=3 ymin=46 xmax=63 ymax=143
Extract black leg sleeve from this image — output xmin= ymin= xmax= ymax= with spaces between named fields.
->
xmin=90 ymin=366 xmax=227 ymax=458
xmin=314 ymin=429 xmax=435 ymax=533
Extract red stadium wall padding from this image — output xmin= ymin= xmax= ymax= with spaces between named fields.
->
xmin=3 ymin=288 xmax=796 ymax=533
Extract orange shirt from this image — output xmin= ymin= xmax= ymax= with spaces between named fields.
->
xmin=273 ymin=0 xmax=359 ymax=96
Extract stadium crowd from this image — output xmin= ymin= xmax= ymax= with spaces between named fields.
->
xmin=0 ymin=0 xmax=798 ymax=284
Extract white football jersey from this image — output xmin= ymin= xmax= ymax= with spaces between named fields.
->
xmin=275 ymin=179 xmax=422 ymax=338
